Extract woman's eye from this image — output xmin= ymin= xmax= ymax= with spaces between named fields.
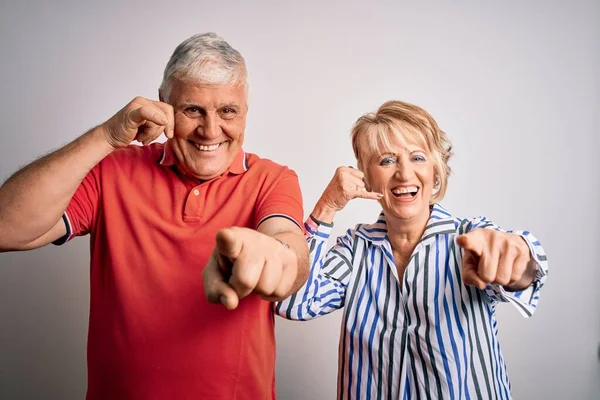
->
xmin=412 ymin=154 xmax=426 ymax=162
xmin=379 ymin=157 xmax=397 ymax=166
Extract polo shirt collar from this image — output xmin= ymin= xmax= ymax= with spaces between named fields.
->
xmin=158 ymin=140 xmax=248 ymax=176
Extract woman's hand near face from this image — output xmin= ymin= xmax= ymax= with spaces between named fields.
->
xmin=311 ymin=166 xmax=383 ymax=223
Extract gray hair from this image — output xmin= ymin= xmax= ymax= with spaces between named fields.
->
xmin=160 ymin=32 xmax=248 ymax=101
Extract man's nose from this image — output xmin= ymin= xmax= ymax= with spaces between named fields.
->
xmin=198 ymin=114 xmax=221 ymax=140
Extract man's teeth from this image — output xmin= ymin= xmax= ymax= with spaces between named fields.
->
xmin=391 ymin=186 xmax=419 ymax=195
xmin=193 ymin=143 xmax=220 ymax=151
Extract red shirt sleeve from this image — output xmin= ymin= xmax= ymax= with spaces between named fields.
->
xmin=254 ymin=166 xmax=304 ymax=232
xmin=53 ymin=163 xmax=101 ymax=244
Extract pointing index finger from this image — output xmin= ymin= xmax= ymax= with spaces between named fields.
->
xmin=456 ymin=232 xmax=485 ymax=255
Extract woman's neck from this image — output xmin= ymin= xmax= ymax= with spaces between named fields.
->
xmin=385 ymin=207 xmax=431 ymax=254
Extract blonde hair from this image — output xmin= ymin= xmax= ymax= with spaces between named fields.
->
xmin=351 ymin=100 xmax=453 ymax=203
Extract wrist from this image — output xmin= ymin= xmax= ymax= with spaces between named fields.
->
xmin=274 ymin=238 xmax=290 ymax=249
xmin=273 ymin=235 xmax=297 ymax=267
xmin=89 ymin=125 xmax=120 ymax=155
xmin=311 ymin=201 xmax=338 ymax=224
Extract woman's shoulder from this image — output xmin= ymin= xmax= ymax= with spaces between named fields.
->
xmin=431 ymin=203 xmax=497 ymax=234
xmin=351 ymin=214 xmax=388 ymax=244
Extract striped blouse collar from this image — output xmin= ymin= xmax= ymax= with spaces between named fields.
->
xmin=355 ymin=203 xmax=456 ymax=246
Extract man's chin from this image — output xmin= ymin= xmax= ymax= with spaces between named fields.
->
xmin=182 ymin=164 xmax=225 ymax=181
xmin=174 ymin=149 xmax=234 ymax=180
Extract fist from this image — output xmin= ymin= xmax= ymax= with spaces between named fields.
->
xmin=102 ymin=96 xmax=174 ymax=148
xmin=456 ymin=229 xmax=536 ymax=291
xmin=318 ymin=166 xmax=383 ymax=212
xmin=203 ymin=227 xmax=298 ymax=310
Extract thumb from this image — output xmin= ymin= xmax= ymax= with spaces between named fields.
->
xmin=461 ymin=249 xmax=487 ymax=290
xmin=216 ymin=228 xmax=243 ymax=259
xmin=355 ymin=190 xmax=384 ymax=201
xmin=203 ymin=252 xmax=240 ymax=310
xmin=127 ymin=106 xmax=168 ymax=127
xmin=127 ymin=107 xmax=147 ymax=126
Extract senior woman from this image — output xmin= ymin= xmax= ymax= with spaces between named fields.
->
xmin=276 ymin=100 xmax=548 ymax=399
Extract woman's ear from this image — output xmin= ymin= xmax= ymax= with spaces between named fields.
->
xmin=358 ymin=156 xmax=373 ymax=192
xmin=363 ymin=171 xmax=372 ymax=192
xmin=432 ymin=165 xmax=441 ymax=188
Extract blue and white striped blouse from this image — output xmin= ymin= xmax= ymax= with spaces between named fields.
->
xmin=276 ymin=203 xmax=548 ymax=400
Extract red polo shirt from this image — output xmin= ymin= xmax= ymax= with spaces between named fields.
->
xmin=55 ymin=142 xmax=303 ymax=399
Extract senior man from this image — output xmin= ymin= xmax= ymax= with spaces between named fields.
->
xmin=0 ymin=32 xmax=308 ymax=399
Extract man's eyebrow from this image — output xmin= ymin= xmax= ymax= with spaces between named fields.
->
xmin=181 ymin=100 xmax=201 ymax=106
xmin=218 ymin=102 xmax=240 ymax=109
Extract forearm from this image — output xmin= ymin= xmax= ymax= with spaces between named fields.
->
xmin=0 ymin=126 xmax=114 ymax=247
xmin=272 ymin=230 xmax=309 ymax=299
xmin=276 ymin=231 xmax=350 ymax=320
xmin=275 ymin=236 xmax=336 ymax=321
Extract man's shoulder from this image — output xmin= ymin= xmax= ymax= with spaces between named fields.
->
xmin=245 ymin=152 xmax=298 ymax=178
xmin=100 ymin=143 xmax=164 ymax=169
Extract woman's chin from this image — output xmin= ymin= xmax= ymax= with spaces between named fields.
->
xmin=384 ymin=201 xmax=430 ymax=222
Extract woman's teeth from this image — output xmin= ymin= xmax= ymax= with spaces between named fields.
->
xmin=391 ymin=186 xmax=419 ymax=197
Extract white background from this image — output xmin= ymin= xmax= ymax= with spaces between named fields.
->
xmin=0 ymin=1 xmax=598 ymax=399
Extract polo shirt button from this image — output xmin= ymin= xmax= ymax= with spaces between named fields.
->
xmin=193 ymin=189 xmax=200 ymax=196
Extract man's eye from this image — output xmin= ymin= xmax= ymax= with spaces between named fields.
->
xmin=183 ymin=107 xmax=204 ymax=118
xmin=220 ymin=108 xmax=237 ymax=119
